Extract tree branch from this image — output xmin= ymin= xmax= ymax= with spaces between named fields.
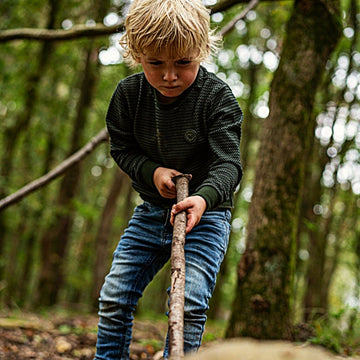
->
xmin=211 ymin=0 xmax=253 ymax=13
xmin=0 ymin=128 xmax=109 ymax=211
xmin=0 ymin=0 xmax=287 ymax=43
xmin=219 ymin=0 xmax=260 ymax=36
xmin=211 ymin=0 xmax=284 ymax=13
xmin=0 ymin=24 xmax=122 ymax=42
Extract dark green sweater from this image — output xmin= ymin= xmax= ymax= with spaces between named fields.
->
xmin=106 ymin=66 xmax=243 ymax=210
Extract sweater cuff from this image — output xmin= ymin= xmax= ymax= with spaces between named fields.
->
xmin=140 ymin=160 xmax=161 ymax=189
xmin=192 ymin=186 xmax=220 ymax=210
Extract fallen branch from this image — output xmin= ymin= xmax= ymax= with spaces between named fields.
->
xmin=0 ymin=128 xmax=109 ymax=211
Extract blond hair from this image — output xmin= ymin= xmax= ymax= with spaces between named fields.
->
xmin=120 ymin=0 xmax=221 ymax=66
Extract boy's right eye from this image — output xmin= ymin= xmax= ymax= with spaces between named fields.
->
xmin=149 ymin=61 xmax=162 ymax=65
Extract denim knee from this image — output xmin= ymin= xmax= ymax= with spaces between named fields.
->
xmin=98 ymin=300 xmax=135 ymax=324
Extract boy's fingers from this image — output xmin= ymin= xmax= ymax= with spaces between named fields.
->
xmin=170 ymin=210 xmax=194 ymax=233
xmin=185 ymin=216 xmax=196 ymax=234
xmin=170 ymin=201 xmax=186 ymax=225
xmin=166 ymin=178 xmax=176 ymax=189
xmin=173 ymin=199 xmax=187 ymax=211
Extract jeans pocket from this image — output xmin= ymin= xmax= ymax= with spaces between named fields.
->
xmin=135 ymin=202 xmax=152 ymax=213
xmin=194 ymin=209 xmax=231 ymax=253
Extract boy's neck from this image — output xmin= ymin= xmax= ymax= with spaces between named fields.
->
xmin=156 ymin=91 xmax=178 ymax=104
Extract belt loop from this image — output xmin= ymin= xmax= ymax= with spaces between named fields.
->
xmin=165 ymin=208 xmax=172 ymax=225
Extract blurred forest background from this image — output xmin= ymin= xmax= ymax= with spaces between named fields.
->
xmin=0 ymin=0 xmax=360 ymax=354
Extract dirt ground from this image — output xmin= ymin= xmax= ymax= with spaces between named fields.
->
xmin=0 ymin=312 xmax=168 ymax=360
xmin=187 ymin=339 xmax=360 ymax=360
xmin=1 ymin=312 xmax=360 ymax=360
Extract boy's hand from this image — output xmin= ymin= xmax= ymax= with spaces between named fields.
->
xmin=153 ymin=167 xmax=182 ymax=199
xmin=170 ymin=195 xmax=207 ymax=234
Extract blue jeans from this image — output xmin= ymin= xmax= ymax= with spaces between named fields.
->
xmin=95 ymin=202 xmax=231 ymax=360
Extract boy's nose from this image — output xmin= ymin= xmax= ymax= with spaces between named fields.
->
xmin=163 ymin=67 xmax=178 ymax=81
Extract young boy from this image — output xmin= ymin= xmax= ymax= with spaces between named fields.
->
xmin=95 ymin=0 xmax=243 ymax=359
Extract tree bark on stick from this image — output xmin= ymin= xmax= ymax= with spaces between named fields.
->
xmin=168 ymin=174 xmax=191 ymax=360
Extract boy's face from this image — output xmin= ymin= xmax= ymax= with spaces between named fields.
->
xmin=138 ymin=49 xmax=200 ymax=104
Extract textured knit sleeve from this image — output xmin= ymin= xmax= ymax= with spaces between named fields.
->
xmin=106 ymin=82 xmax=160 ymax=185
xmin=193 ymin=84 xmax=243 ymax=209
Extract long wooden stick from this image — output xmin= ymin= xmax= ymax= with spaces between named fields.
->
xmin=168 ymin=174 xmax=191 ymax=360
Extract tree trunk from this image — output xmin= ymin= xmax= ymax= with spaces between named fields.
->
xmin=227 ymin=0 xmax=341 ymax=340
xmin=92 ymin=168 xmax=128 ymax=305
xmin=18 ymin=119 xmax=58 ymax=307
xmin=36 ymin=43 xmax=99 ymax=306
xmin=299 ymin=139 xmax=328 ymax=321
xmin=0 ymin=0 xmax=59 ymax=281
xmin=318 ymin=188 xmax=352 ymax=318
xmin=348 ymin=201 xmax=360 ymax=335
xmin=302 ymin=184 xmax=337 ymax=321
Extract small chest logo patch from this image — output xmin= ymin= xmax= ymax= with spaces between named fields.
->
xmin=184 ymin=129 xmax=197 ymax=143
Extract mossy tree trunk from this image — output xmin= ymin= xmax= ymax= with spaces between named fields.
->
xmin=227 ymin=0 xmax=341 ymax=339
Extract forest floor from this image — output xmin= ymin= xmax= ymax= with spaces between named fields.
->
xmin=1 ymin=310 xmax=360 ymax=360
xmin=0 ymin=309 xmax=170 ymax=360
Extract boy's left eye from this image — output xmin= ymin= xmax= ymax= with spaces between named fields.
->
xmin=177 ymin=60 xmax=191 ymax=65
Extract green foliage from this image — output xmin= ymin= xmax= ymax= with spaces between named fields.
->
xmin=137 ymin=338 xmax=164 ymax=353
xmin=202 ymin=319 xmax=227 ymax=343
xmin=310 ymin=308 xmax=360 ymax=355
